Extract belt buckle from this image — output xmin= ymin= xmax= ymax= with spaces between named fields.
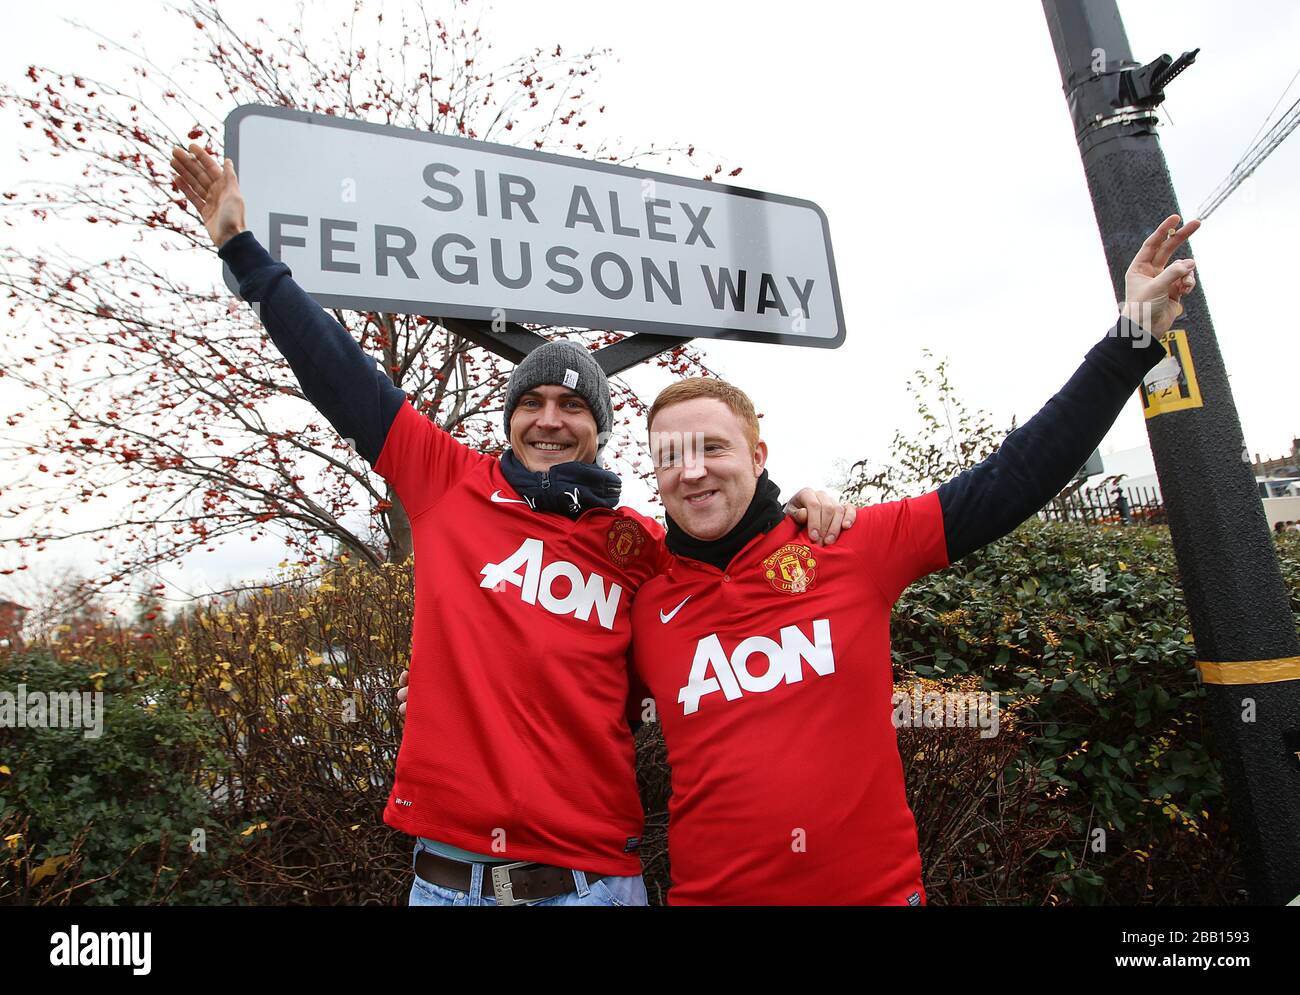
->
xmin=490 ymin=861 xmax=541 ymax=906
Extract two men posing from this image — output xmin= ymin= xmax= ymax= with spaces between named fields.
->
xmin=171 ymin=144 xmax=851 ymax=907
xmin=172 ymin=142 xmax=1198 ymax=905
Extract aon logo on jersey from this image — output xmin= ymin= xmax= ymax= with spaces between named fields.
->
xmin=479 ymin=538 xmax=622 ymax=630
xmin=678 ymin=619 xmax=834 ymax=715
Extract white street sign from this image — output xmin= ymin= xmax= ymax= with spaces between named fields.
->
xmin=224 ymin=105 xmax=844 ymax=348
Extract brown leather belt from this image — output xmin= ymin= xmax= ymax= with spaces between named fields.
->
xmin=414 ymin=849 xmax=607 ymax=905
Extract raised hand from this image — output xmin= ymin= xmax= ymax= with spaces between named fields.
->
xmin=170 ymin=143 xmax=247 ymax=249
xmin=1122 ymin=214 xmax=1200 ymax=337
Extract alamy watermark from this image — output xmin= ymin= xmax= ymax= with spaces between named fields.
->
xmin=649 ymin=430 xmax=708 ymax=470
xmin=892 ymin=683 xmax=999 ymax=739
xmin=1111 ymin=307 xmax=1154 ymax=349
xmin=0 ymin=684 xmax=104 ymax=739
xmin=50 ymin=926 xmax=150 ymax=975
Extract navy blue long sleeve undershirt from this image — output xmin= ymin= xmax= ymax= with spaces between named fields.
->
xmin=936 ymin=317 xmax=1168 ymax=563
xmin=219 ymin=230 xmax=406 ymax=467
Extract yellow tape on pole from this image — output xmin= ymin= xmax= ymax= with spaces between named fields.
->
xmin=1196 ymin=657 xmax=1300 ymax=685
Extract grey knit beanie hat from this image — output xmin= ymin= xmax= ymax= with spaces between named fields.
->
xmin=503 ymin=340 xmax=613 ymax=451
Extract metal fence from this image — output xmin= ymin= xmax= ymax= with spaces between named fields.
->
xmin=1038 ymin=485 xmax=1166 ymax=526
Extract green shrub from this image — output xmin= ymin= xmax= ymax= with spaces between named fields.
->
xmin=893 ymin=519 xmax=1250 ymax=904
xmin=0 ymin=652 xmax=240 ymax=905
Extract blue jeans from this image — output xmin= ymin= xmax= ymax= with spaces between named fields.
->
xmin=408 ymin=838 xmax=647 ymax=906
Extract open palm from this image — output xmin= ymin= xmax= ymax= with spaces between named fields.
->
xmin=170 ymin=143 xmax=247 ymax=249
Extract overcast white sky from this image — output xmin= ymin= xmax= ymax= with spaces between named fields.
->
xmin=2 ymin=0 xmax=1298 ymax=612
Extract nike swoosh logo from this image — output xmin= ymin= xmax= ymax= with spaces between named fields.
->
xmin=659 ymin=596 xmax=691 ymax=624
xmin=490 ymin=490 xmax=530 ymax=506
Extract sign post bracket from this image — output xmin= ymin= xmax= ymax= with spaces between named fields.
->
xmin=439 ymin=314 xmax=691 ymax=377
xmin=592 ymin=332 xmax=691 ymax=377
xmin=436 ymin=314 xmax=549 ymax=366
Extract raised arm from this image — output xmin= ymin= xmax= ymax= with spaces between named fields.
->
xmin=938 ymin=215 xmax=1199 ymax=562
xmin=170 ymin=144 xmax=405 ymax=466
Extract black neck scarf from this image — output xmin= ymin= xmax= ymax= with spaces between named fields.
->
xmin=666 ymin=470 xmax=785 ymax=571
xmin=499 ymin=450 xmax=622 ymax=519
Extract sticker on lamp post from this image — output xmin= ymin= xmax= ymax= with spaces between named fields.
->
xmin=1140 ymin=328 xmax=1203 ymax=417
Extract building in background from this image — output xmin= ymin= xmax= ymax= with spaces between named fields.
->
xmin=1084 ymin=443 xmax=1163 ymax=498
xmin=1253 ymin=438 xmax=1300 ymax=479
xmin=1062 ymin=440 xmax=1300 ymax=530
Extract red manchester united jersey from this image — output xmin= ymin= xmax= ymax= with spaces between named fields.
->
xmin=376 ymin=403 xmax=665 ymax=874
xmin=631 ymin=491 xmax=949 ymax=904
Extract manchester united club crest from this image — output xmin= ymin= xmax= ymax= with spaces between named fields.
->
xmin=763 ymin=543 xmax=817 ymax=595
xmin=607 ymin=519 xmax=646 ymax=567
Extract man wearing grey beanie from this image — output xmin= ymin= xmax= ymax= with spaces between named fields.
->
xmin=493 ymin=339 xmax=622 ymax=519
xmin=174 ymin=143 xmax=854 ymax=908
xmin=504 ymin=339 xmax=615 ymax=452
